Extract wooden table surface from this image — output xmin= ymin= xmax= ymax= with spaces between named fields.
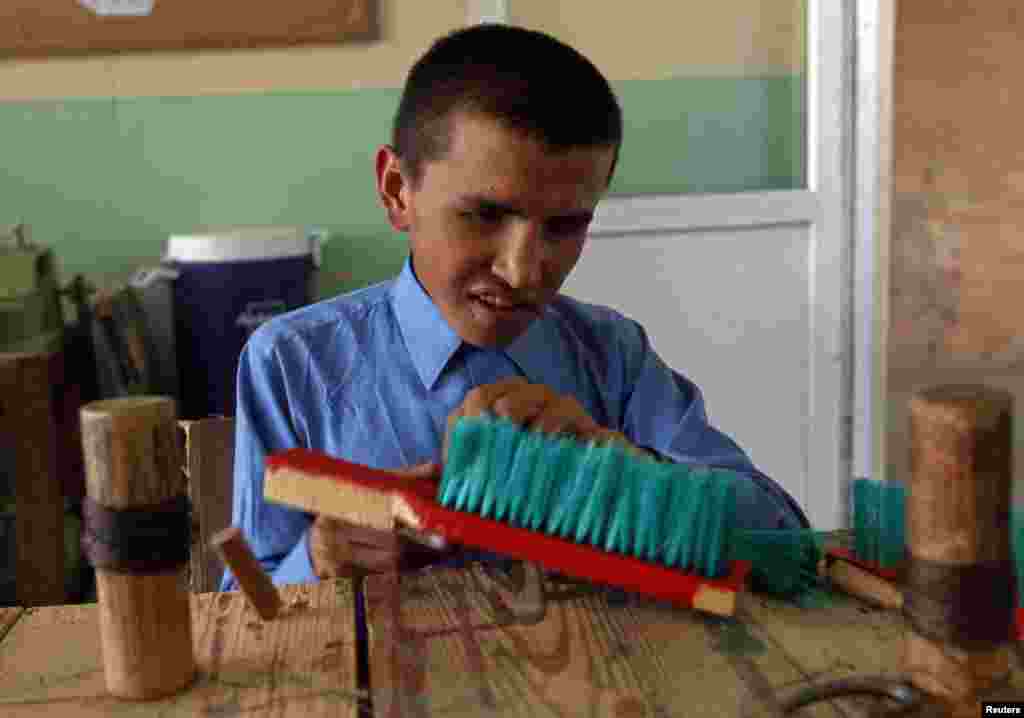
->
xmin=0 ymin=582 xmax=362 ymax=717
xmin=1 ymin=564 xmax=1021 ymax=716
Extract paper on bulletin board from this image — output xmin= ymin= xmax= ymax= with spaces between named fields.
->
xmin=78 ymin=0 xmax=155 ymax=16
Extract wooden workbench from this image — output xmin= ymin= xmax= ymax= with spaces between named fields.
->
xmin=1 ymin=564 xmax=1021 ymax=716
xmin=0 ymin=582 xmax=362 ymax=717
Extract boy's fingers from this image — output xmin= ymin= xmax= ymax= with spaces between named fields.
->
xmin=530 ymin=413 xmax=575 ymax=437
xmin=459 ymin=377 xmax=532 ymax=418
xmin=528 ymin=396 xmax=596 ymax=438
xmin=492 ymin=390 xmax=550 ymax=425
xmin=391 ymin=460 xmax=442 ymax=481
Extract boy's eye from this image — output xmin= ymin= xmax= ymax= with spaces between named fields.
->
xmin=545 ymin=216 xmax=591 ymax=238
xmin=470 ymin=206 xmax=503 ymax=223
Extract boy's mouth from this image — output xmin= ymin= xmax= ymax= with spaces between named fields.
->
xmin=470 ymin=293 xmax=539 ymax=321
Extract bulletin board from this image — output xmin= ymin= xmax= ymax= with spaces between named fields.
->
xmin=1 ymin=0 xmax=376 ymax=59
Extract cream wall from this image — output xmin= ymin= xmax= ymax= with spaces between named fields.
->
xmin=0 ymin=0 xmax=805 ymax=100
xmin=513 ymin=0 xmax=805 ymax=79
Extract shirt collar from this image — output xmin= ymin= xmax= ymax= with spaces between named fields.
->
xmin=504 ymin=312 xmax=561 ymax=385
xmin=390 ymin=256 xmax=463 ymax=391
xmin=390 ymin=254 xmax=562 ymax=390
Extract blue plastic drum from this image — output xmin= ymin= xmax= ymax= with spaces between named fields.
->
xmin=165 ymin=227 xmax=320 ymax=420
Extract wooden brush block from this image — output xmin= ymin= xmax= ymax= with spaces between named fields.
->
xmin=264 ymin=448 xmax=750 ymax=618
xmin=263 ymin=450 xmax=438 ymax=532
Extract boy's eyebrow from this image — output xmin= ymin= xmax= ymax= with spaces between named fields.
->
xmin=457 ymin=194 xmax=595 ymax=222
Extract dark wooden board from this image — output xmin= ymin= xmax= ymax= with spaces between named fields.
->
xmin=2 ymin=1 xmax=375 ymax=59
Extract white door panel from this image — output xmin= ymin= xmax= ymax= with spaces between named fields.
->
xmin=564 ymin=225 xmax=812 ymax=508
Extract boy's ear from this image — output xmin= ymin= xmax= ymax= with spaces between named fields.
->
xmin=376 ymin=145 xmax=412 ymax=232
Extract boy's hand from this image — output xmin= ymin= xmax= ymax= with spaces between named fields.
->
xmin=448 ymin=377 xmax=599 ymax=440
xmin=447 ymin=378 xmax=649 ymax=458
xmin=307 ymin=461 xmax=449 ymax=578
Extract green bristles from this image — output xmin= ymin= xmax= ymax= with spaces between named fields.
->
xmin=727 ymin=529 xmax=825 ymax=598
xmin=850 ymin=480 xmax=1024 ymax=612
xmin=439 ymin=415 xmax=821 ymax=597
xmin=575 ymin=446 xmax=622 ymax=547
xmin=1014 ymin=507 xmax=1024 ymax=610
xmin=634 ymin=463 xmax=671 ymax=561
xmin=481 ymin=414 xmax=522 ymax=518
xmin=851 ymin=478 xmax=906 ymax=569
xmin=705 ymin=470 xmax=735 ymax=577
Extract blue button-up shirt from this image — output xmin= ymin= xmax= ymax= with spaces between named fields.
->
xmin=222 ymin=256 xmax=808 ymax=591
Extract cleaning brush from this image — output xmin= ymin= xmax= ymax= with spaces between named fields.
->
xmin=851 ymin=478 xmax=905 ymax=570
xmin=822 ymin=479 xmax=906 ymax=586
xmin=439 ymin=414 xmax=823 ymax=594
xmin=264 ymin=414 xmax=823 ymax=617
xmin=830 ymin=478 xmax=1024 ymax=638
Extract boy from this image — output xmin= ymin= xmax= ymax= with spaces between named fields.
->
xmin=223 ymin=24 xmax=808 ymax=590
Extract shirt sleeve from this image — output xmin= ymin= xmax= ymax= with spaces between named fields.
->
xmin=618 ymin=320 xmax=810 ymax=531
xmin=219 ymin=330 xmax=318 ymax=591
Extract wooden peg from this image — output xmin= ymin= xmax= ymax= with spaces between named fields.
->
xmin=211 ymin=527 xmax=281 ymax=620
xmin=80 ymin=396 xmax=195 ymax=700
xmin=823 ymin=555 xmax=903 ymax=610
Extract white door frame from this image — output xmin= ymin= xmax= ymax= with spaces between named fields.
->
xmin=855 ymin=0 xmax=895 ymax=486
xmin=586 ymin=1 xmax=860 ymax=529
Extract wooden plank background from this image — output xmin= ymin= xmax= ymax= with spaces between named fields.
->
xmin=0 ymin=349 xmax=66 ymax=607
xmin=180 ymin=417 xmax=235 ymax=595
xmin=888 ymin=1 xmax=1024 ymax=369
xmin=0 ymin=583 xmax=361 ymax=716
xmin=1 ymin=0 xmax=376 ymax=59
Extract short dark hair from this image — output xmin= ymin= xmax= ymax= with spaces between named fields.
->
xmin=392 ymin=24 xmax=623 ymax=187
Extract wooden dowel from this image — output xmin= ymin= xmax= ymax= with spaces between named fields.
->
xmin=904 ymin=385 xmax=1014 ymax=716
xmin=211 ymin=527 xmax=281 ymax=620
xmin=824 ymin=556 xmax=903 ymax=610
xmin=80 ymin=396 xmax=195 ymax=700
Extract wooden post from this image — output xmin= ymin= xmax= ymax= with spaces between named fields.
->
xmin=904 ymin=385 xmax=1015 ymax=717
xmin=80 ymin=396 xmax=196 ymax=699
xmin=0 ymin=349 xmax=66 ymax=607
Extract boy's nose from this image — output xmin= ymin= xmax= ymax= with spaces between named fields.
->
xmin=492 ymin=222 xmax=544 ymax=290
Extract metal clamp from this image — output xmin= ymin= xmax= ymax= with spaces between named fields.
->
xmin=777 ymin=675 xmax=921 ymax=715
xmin=730 ymin=642 xmax=921 ymax=717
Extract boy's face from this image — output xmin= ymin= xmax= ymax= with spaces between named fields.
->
xmin=376 ymin=111 xmax=616 ymax=347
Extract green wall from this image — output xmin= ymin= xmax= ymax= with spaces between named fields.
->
xmin=1 ymin=76 xmax=803 ymax=298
